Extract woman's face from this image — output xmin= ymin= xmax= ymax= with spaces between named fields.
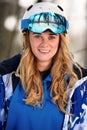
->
xmin=29 ymin=30 xmax=60 ymax=69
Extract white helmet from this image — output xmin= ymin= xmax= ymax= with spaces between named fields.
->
xmin=21 ymin=2 xmax=69 ymax=34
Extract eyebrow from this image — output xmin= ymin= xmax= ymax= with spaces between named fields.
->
xmin=32 ymin=32 xmax=57 ymax=35
xmin=32 ymin=32 xmax=41 ymax=34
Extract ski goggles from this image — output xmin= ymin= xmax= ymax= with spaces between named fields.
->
xmin=21 ymin=12 xmax=69 ymax=34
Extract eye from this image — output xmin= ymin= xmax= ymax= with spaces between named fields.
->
xmin=49 ymin=35 xmax=56 ymax=40
xmin=34 ymin=34 xmax=41 ymax=38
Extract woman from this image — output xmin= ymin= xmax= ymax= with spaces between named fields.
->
xmin=5 ymin=2 xmax=87 ymax=130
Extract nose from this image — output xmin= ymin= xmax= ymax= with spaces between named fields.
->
xmin=41 ymin=38 xmax=49 ymax=47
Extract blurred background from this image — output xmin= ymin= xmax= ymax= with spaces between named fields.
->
xmin=0 ymin=0 xmax=87 ymax=68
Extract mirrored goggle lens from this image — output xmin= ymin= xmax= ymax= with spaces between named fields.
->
xmin=21 ymin=12 xmax=69 ymax=34
xmin=28 ymin=22 xmax=66 ymax=34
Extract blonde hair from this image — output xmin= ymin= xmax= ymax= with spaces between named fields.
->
xmin=17 ymin=31 xmax=81 ymax=114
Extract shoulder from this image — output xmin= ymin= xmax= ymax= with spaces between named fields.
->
xmin=0 ymin=54 xmax=21 ymax=75
xmin=8 ymin=81 xmax=25 ymax=112
xmin=69 ymin=77 xmax=87 ymax=117
xmin=70 ymin=76 xmax=87 ymax=100
xmin=73 ymin=63 xmax=87 ymax=79
xmin=0 ymin=72 xmax=20 ymax=110
xmin=73 ymin=76 xmax=87 ymax=107
xmin=0 ymin=53 xmax=21 ymax=91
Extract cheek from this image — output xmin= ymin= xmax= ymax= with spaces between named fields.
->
xmin=53 ymin=40 xmax=60 ymax=51
xmin=29 ymin=37 xmax=36 ymax=50
xmin=53 ymin=45 xmax=59 ymax=54
xmin=52 ymin=41 xmax=60 ymax=55
xmin=30 ymin=44 xmax=36 ymax=54
xmin=29 ymin=41 xmax=38 ymax=56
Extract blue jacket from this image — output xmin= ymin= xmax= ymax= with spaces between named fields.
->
xmin=0 ymin=73 xmax=87 ymax=130
xmin=6 ymin=74 xmax=64 ymax=130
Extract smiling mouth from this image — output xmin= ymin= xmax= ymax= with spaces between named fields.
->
xmin=39 ymin=49 xmax=50 ymax=53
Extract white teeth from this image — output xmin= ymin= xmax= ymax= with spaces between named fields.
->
xmin=39 ymin=50 xmax=49 ymax=53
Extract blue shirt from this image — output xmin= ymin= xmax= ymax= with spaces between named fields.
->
xmin=6 ymin=74 xmax=64 ymax=130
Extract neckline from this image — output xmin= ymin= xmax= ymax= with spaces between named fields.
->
xmin=40 ymin=68 xmax=51 ymax=80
